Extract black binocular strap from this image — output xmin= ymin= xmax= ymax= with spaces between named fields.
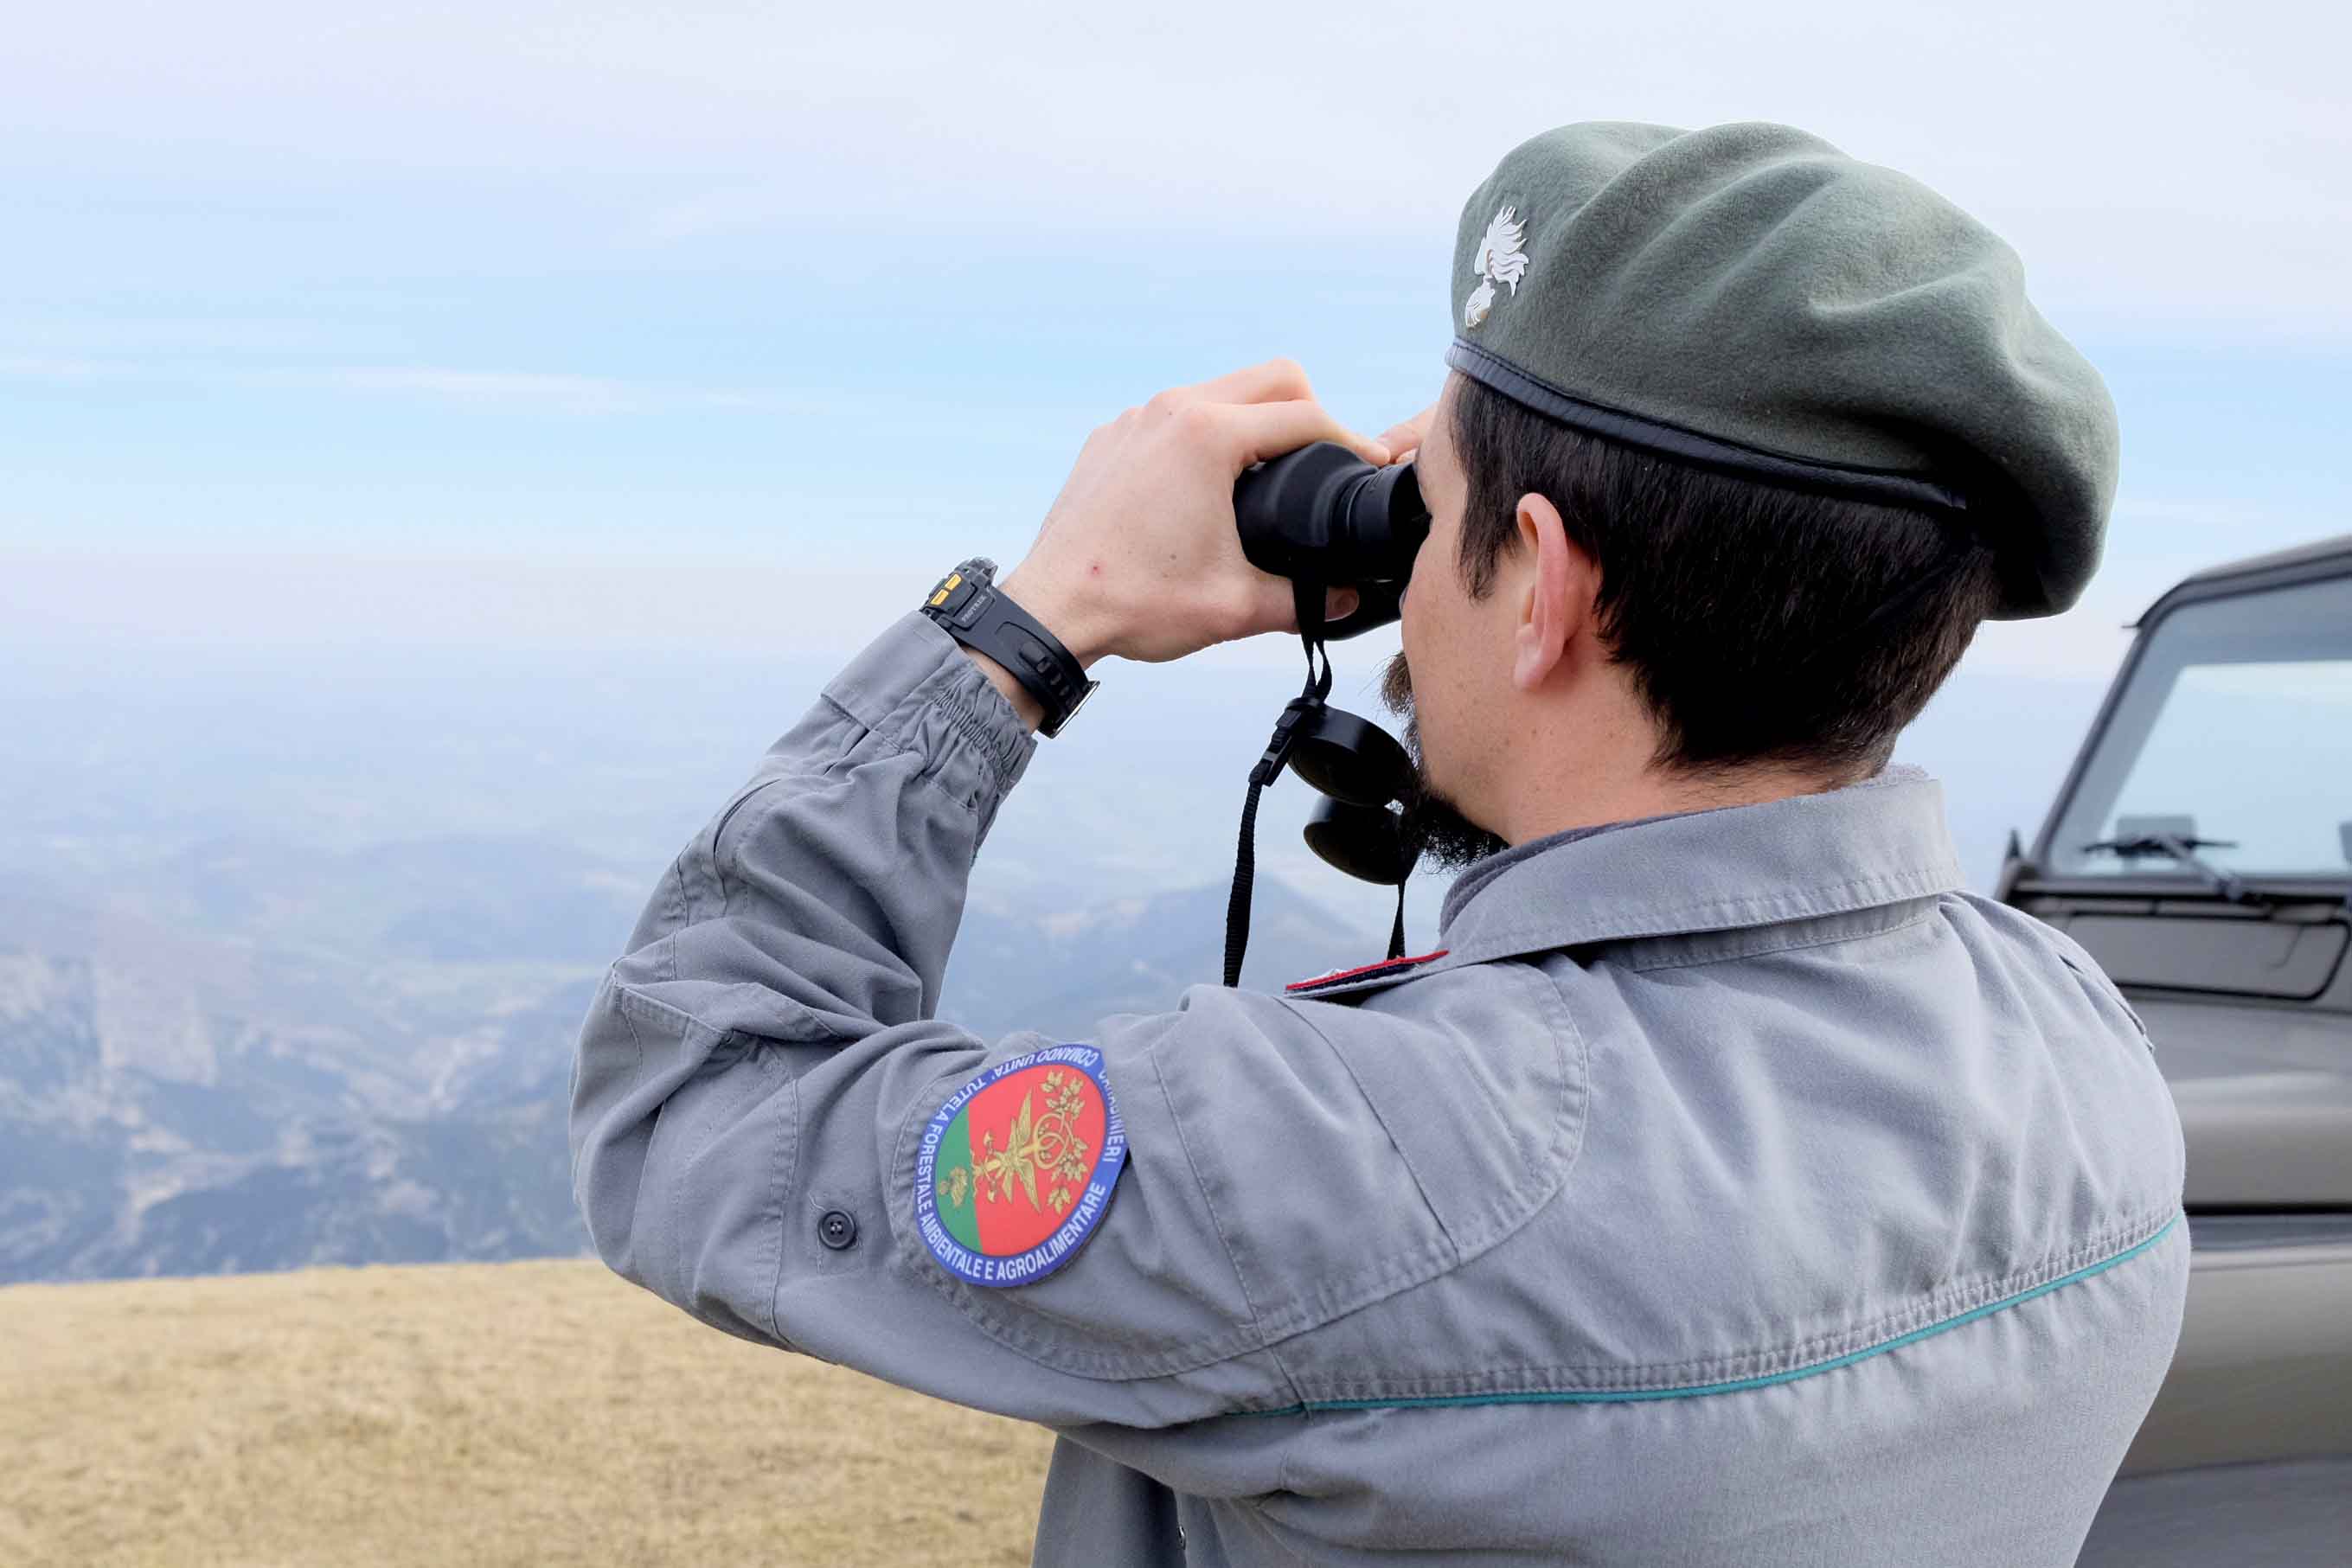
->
xmin=1223 ymin=783 xmax=1409 ymax=988
xmin=1224 ymin=629 xmax=1407 ymax=988
xmin=1222 ymin=777 xmax=1265 ymax=989
xmin=1223 ymin=634 xmax=1324 ymax=988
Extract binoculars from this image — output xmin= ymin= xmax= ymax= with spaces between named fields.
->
xmin=1226 ymin=442 xmax=1432 ymax=901
xmin=1234 ymin=441 xmax=1430 ymax=639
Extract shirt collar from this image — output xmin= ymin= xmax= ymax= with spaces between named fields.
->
xmin=1433 ymin=765 xmax=1964 ymax=964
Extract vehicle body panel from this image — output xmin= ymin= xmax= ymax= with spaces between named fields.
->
xmin=1998 ymin=534 xmax=2352 ymax=1561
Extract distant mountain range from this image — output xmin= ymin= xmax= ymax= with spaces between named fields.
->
xmin=0 ymin=632 xmax=2108 ymax=1287
xmin=0 ymin=831 xmax=1366 ymax=1284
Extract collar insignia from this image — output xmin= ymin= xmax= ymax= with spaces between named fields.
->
xmin=1286 ymin=948 xmax=1451 ymax=995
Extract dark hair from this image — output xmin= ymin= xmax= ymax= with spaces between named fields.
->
xmin=1447 ymin=376 xmax=2002 ymax=777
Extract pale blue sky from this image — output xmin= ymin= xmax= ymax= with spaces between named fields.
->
xmin=3 ymin=0 xmax=2345 ymax=687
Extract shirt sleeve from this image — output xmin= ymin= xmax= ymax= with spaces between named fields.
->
xmin=566 ymin=611 xmax=1290 ymax=1427
xmin=566 ymin=611 xmax=1582 ymax=1439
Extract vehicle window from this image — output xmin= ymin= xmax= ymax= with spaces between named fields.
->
xmin=2046 ymin=572 xmax=2352 ymax=880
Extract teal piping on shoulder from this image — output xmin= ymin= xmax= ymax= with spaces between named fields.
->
xmin=1245 ymin=1212 xmax=2182 ymax=1417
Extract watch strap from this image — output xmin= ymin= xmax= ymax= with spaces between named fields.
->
xmin=921 ymin=560 xmax=1099 ymax=738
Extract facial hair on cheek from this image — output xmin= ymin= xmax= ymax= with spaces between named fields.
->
xmin=1377 ymin=651 xmax=1510 ymax=872
xmin=1377 ymin=649 xmax=1418 ymax=749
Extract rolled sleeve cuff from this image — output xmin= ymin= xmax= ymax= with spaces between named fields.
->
xmin=821 ymin=610 xmax=1040 ymax=810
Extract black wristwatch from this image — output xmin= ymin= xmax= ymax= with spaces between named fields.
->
xmin=920 ymin=558 xmax=1099 ymax=738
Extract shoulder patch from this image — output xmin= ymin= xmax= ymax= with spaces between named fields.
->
xmin=1286 ymin=948 xmax=1450 ymax=995
xmin=913 ymin=1045 xmax=1127 ymax=1289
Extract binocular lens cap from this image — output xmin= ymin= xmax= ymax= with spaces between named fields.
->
xmin=1285 ymin=706 xmax=1412 ymax=808
xmin=1304 ymin=797 xmax=1416 ymax=885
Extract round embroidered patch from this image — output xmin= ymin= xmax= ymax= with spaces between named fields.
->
xmin=913 ymin=1045 xmax=1127 ymax=1289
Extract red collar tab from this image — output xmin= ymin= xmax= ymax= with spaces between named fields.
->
xmin=1285 ymin=949 xmax=1450 ymax=994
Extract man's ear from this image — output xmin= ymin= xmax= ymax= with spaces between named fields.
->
xmin=1510 ymin=492 xmax=1589 ymax=692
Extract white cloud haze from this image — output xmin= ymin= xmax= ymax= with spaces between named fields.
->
xmin=5 ymin=2 xmax=2346 ymax=336
xmin=3 ymin=3 xmax=2345 ymax=694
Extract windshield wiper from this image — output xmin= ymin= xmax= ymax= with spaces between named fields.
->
xmin=2079 ymin=832 xmax=2259 ymax=905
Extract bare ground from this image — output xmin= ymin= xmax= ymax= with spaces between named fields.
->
xmin=1 ymin=1258 xmax=1054 ymax=1567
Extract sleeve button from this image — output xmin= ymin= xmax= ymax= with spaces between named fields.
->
xmin=817 ymin=1209 xmax=859 ymax=1251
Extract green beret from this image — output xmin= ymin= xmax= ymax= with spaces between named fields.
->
xmin=1445 ymin=121 xmax=2117 ymax=619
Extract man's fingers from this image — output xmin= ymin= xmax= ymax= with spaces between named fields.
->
xmin=1220 ymin=398 xmax=1391 ymax=468
xmin=1151 ymin=362 xmax=1400 ymax=469
xmin=1244 ymin=579 xmax=1365 ymax=638
xmin=1251 ymin=573 xmax=1300 ymax=634
xmin=1377 ymin=403 xmax=1438 ymax=464
xmin=1180 ymin=356 xmax=1316 ymax=409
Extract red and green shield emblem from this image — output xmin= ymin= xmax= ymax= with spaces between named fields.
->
xmin=913 ymin=1045 xmax=1126 ymax=1288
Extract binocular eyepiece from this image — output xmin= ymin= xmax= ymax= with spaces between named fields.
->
xmin=1234 ymin=442 xmax=1429 ymax=639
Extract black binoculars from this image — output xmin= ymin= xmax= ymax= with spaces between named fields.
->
xmin=1216 ymin=443 xmax=1433 ymax=986
xmin=1234 ymin=441 xmax=1430 ymax=639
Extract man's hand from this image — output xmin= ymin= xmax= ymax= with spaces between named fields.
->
xmin=997 ymin=359 xmax=1391 ymax=669
xmin=1376 ymin=402 xmax=1436 ymax=467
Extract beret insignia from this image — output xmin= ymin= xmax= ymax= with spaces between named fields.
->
xmin=913 ymin=1045 xmax=1127 ymax=1288
xmin=1464 ymin=203 xmax=1529 ymax=330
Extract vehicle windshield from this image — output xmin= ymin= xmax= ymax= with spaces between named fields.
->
xmin=2045 ymin=568 xmax=2352 ymax=881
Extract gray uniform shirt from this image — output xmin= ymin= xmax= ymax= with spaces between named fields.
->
xmin=570 ymin=613 xmax=2189 ymax=1566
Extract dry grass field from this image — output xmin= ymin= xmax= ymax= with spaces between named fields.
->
xmin=2 ymin=1258 xmax=1054 ymax=1567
